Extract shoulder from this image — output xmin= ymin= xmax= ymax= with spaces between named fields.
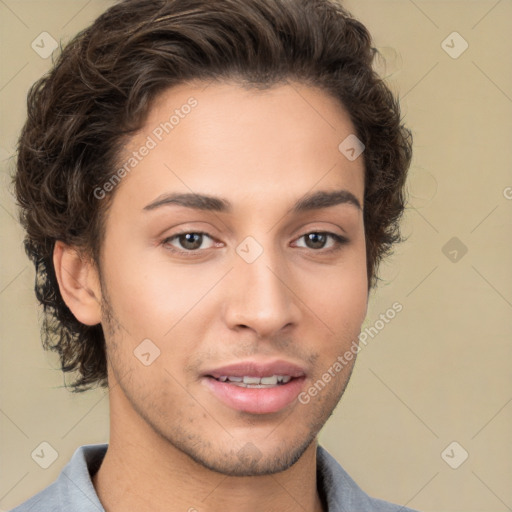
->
xmin=9 ymin=481 xmax=61 ymax=512
xmin=9 ymin=444 xmax=107 ymax=512
xmin=316 ymin=445 xmax=419 ymax=512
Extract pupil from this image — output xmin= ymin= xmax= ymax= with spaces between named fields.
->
xmin=306 ymin=233 xmax=326 ymax=249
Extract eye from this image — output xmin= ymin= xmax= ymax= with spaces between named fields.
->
xmin=163 ymin=232 xmax=216 ymax=252
xmin=294 ymin=232 xmax=348 ymax=251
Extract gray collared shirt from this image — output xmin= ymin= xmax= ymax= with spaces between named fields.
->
xmin=11 ymin=444 xmax=418 ymax=511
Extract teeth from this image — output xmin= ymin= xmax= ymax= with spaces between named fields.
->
xmin=215 ymin=375 xmax=292 ymax=386
xmin=243 ymin=376 xmax=261 ymax=385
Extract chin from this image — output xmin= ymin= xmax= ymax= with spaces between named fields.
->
xmin=173 ymin=431 xmax=318 ymax=477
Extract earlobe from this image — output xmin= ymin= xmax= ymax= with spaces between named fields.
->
xmin=53 ymin=241 xmax=102 ymax=326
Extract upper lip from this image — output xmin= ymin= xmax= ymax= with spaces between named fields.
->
xmin=204 ymin=360 xmax=307 ymax=379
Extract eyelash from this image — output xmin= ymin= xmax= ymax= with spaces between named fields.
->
xmin=161 ymin=231 xmax=349 ymax=256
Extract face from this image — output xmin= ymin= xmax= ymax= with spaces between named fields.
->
xmin=97 ymin=81 xmax=367 ymax=476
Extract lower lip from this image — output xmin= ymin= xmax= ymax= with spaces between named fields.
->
xmin=203 ymin=376 xmax=305 ymax=414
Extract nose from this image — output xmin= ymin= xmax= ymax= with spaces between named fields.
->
xmin=222 ymin=245 xmax=301 ymax=338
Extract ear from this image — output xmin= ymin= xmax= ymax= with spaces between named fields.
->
xmin=53 ymin=241 xmax=102 ymax=326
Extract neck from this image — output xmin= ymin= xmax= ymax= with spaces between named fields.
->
xmin=92 ymin=389 xmax=324 ymax=512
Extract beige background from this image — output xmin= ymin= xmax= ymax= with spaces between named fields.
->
xmin=1 ymin=1 xmax=511 ymax=510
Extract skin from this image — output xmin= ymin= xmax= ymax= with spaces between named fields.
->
xmin=54 ymin=81 xmax=368 ymax=512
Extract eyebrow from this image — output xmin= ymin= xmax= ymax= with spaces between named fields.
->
xmin=143 ymin=189 xmax=362 ymax=213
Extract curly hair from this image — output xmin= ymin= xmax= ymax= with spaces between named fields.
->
xmin=14 ymin=0 xmax=413 ymax=391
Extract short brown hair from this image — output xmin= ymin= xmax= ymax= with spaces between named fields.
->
xmin=14 ymin=0 xmax=412 ymax=391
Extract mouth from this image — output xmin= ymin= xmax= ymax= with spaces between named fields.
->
xmin=202 ymin=360 xmax=307 ymax=414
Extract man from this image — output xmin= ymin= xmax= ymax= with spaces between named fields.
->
xmin=12 ymin=0 xmax=414 ymax=510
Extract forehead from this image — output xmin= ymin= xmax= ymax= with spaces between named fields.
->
xmin=113 ymin=81 xmax=364 ymax=211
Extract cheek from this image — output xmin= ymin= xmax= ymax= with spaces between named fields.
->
xmin=101 ymin=245 xmax=223 ymax=343
xmin=322 ymin=271 xmax=367 ymax=328
xmin=304 ymin=248 xmax=368 ymax=337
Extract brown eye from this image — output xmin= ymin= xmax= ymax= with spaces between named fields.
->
xmin=294 ymin=232 xmax=348 ymax=251
xmin=304 ymin=233 xmax=328 ymax=249
xmin=164 ymin=232 xmax=215 ymax=252
xmin=177 ymin=233 xmax=203 ymax=250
